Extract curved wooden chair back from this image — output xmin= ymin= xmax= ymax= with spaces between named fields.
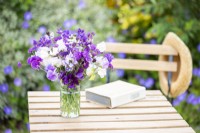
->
xmin=105 ymin=32 xmax=192 ymax=98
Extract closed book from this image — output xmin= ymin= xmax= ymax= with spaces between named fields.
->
xmin=85 ymin=80 xmax=146 ymax=108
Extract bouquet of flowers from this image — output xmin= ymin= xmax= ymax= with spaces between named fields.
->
xmin=27 ymin=28 xmax=114 ymax=118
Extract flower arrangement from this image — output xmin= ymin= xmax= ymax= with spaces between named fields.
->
xmin=27 ymin=28 xmax=114 ymax=117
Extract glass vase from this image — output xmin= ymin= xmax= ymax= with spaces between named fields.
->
xmin=60 ymin=84 xmax=80 ymax=118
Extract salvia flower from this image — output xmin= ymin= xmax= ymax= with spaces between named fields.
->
xmin=27 ymin=28 xmax=114 ymax=89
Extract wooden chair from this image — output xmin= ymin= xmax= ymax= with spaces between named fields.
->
xmin=105 ymin=32 xmax=192 ymax=98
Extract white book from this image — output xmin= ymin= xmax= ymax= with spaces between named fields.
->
xmin=85 ymin=80 xmax=146 ymax=108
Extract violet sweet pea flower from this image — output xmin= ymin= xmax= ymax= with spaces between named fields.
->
xmin=27 ymin=56 xmax=42 ymax=70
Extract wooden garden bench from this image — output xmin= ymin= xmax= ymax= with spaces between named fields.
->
xmin=27 ymin=32 xmax=194 ymax=133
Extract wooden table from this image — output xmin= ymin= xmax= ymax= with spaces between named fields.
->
xmin=28 ymin=90 xmax=195 ymax=133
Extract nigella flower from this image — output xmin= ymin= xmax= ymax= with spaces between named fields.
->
xmin=24 ymin=11 xmax=32 ymax=21
xmin=14 ymin=78 xmax=22 ymax=86
xmin=22 ymin=21 xmax=29 ymax=29
xmin=116 ymin=69 xmax=125 ymax=78
xmin=4 ymin=106 xmax=12 ymax=115
xmin=38 ymin=26 xmax=47 ymax=34
xmin=0 ymin=83 xmax=9 ymax=93
xmin=27 ymin=56 xmax=42 ymax=70
xmin=4 ymin=129 xmax=12 ymax=133
xmin=43 ymin=84 xmax=50 ymax=91
xmin=4 ymin=65 xmax=13 ymax=75
xmin=63 ymin=19 xmax=77 ymax=29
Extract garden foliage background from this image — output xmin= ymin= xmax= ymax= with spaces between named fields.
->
xmin=0 ymin=0 xmax=200 ymax=132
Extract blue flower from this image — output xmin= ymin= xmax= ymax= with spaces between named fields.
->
xmin=22 ymin=21 xmax=29 ymax=29
xmin=172 ymin=98 xmax=181 ymax=106
xmin=78 ymin=0 xmax=86 ymax=9
xmin=38 ymin=26 xmax=47 ymax=34
xmin=118 ymin=53 xmax=126 ymax=59
xmin=4 ymin=129 xmax=12 ymax=133
xmin=43 ymin=84 xmax=50 ymax=91
xmin=187 ymin=93 xmax=196 ymax=104
xmin=139 ymin=78 xmax=145 ymax=86
xmin=24 ymin=11 xmax=32 ymax=21
xmin=197 ymin=43 xmax=200 ymax=53
xmin=144 ymin=78 xmax=154 ymax=88
xmin=193 ymin=68 xmax=200 ymax=77
xmin=26 ymin=123 xmax=30 ymax=131
xmin=150 ymin=39 xmax=157 ymax=44
xmin=0 ymin=83 xmax=9 ymax=93
xmin=106 ymin=36 xmax=116 ymax=42
xmin=14 ymin=78 xmax=22 ymax=86
xmin=177 ymin=92 xmax=188 ymax=101
xmin=63 ymin=19 xmax=77 ymax=29
xmin=4 ymin=106 xmax=12 ymax=115
xmin=17 ymin=61 xmax=22 ymax=68
xmin=116 ymin=69 xmax=125 ymax=78
xmin=4 ymin=65 xmax=13 ymax=75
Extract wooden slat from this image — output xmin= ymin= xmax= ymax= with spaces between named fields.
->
xmin=112 ymin=58 xmax=177 ymax=72
xmin=28 ymin=101 xmax=171 ymax=110
xmin=28 ymin=95 xmax=167 ymax=103
xmin=28 ymin=90 xmax=163 ymax=97
xmin=31 ymin=127 xmax=195 ymax=133
xmin=30 ymin=120 xmax=188 ymax=131
xmin=29 ymin=107 xmax=176 ymax=116
xmin=105 ymin=43 xmax=178 ymax=56
xmin=29 ymin=114 xmax=182 ymax=124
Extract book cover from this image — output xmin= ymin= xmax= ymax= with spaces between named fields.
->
xmin=85 ymin=80 xmax=146 ymax=108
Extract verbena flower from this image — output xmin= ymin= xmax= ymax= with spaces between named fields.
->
xmin=4 ymin=66 xmax=13 ymax=75
xmin=27 ymin=28 xmax=114 ymax=89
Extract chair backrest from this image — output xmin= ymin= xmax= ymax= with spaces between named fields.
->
xmin=105 ymin=32 xmax=192 ymax=98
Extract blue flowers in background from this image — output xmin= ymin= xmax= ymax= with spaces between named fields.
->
xmin=22 ymin=11 xmax=32 ymax=29
xmin=4 ymin=66 xmax=13 ymax=75
xmin=118 ymin=53 xmax=126 ymax=59
xmin=193 ymin=68 xmax=200 ymax=77
xmin=106 ymin=36 xmax=116 ymax=42
xmin=63 ymin=19 xmax=77 ymax=29
xmin=173 ymin=92 xmax=187 ymax=106
xmin=197 ymin=43 xmax=200 ymax=52
xmin=116 ymin=69 xmax=125 ymax=78
xmin=78 ymin=0 xmax=86 ymax=9
xmin=38 ymin=26 xmax=47 ymax=34
xmin=14 ymin=78 xmax=22 ymax=87
xmin=4 ymin=129 xmax=12 ymax=133
xmin=0 ymin=83 xmax=9 ymax=93
xmin=139 ymin=77 xmax=154 ymax=89
xmin=43 ymin=84 xmax=50 ymax=91
xmin=150 ymin=39 xmax=157 ymax=44
xmin=4 ymin=106 xmax=12 ymax=115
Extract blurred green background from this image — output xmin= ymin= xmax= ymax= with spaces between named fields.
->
xmin=0 ymin=0 xmax=200 ymax=132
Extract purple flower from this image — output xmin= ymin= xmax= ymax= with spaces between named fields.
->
xmin=4 ymin=65 xmax=13 ymax=75
xmin=14 ymin=78 xmax=22 ymax=86
xmin=45 ymin=65 xmax=55 ymax=72
xmin=26 ymin=123 xmax=30 ymax=131
xmin=135 ymin=74 xmax=141 ymax=80
xmin=187 ymin=93 xmax=196 ymax=104
xmin=22 ymin=21 xmax=29 ymax=29
xmin=0 ymin=83 xmax=9 ymax=93
xmin=46 ymin=70 xmax=57 ymax=81
xmin=106 ymin=36 xmax=116 ymax=42
xmin=172 ymin=98 xmax=181 ymax=106
xmin=76 ymin=67 xmax=84 ymax=79
xmin=150 ymin=39 xmax=157 ymax=44
xmin=24 ymin=11 xmax=32 ymax=21
xmin=177 ymin=91 xmax=188 ymax=101
xmin=78 ymin=0 xmax=86 ymax=9
xmin=104 ymin=53 xmax=114 ymax=69
xmin=63 ymin=19 xmax=77 ymax=29
xmin=116 ymin=69 xmax=125 ymax=78
xmin=118 ymin=53 xmax=126 ymax=59
xmin=193 ymin=68 xmax=200 ymax=77
xmin=139 ymin=78 xmax=145 ymax=86
xmin=38 ymin=26 xmax=47 ymax=34
xmin=197 ymin=43 xmax=200 ymax=53
xmin=4 ymin=106 xmax=12 ymax=115
xmin=43 ymin=84 xmax=50 ymax=91
xmin=27 ymin=56 xmax=42 ymax=70
xmin=17 ymin=61 xmax=22 ymax=68
xmin=4 ymin=129 xmax=12 ymax=133
xmin=144 ymin=78 xmax=154 ymax=88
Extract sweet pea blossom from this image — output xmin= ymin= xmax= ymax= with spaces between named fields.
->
xmin=27 ymin=28 xmax=114 ymax=89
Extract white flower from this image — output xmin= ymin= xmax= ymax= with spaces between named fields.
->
xmin=57 ymin=39 xmax=66 ymax=51
xmin=42 ymin=57 xmax=62 ymax=67
xmin=35 ymin=47 xmax=50 ymax=59
xmin=49 ymin=47 xmax=59 ymax=56
xmin=97 ymin=42 xmax=106 ymax=52
xmin=96 ymin=56 xmax=109 ymax=68
xmin=50 ymin=32 xmax=54 ymax=39
xmin=97 ymin=68 xmax=106 ymax=78
xmin=86 ymin=64 xmax=97 ymax=76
